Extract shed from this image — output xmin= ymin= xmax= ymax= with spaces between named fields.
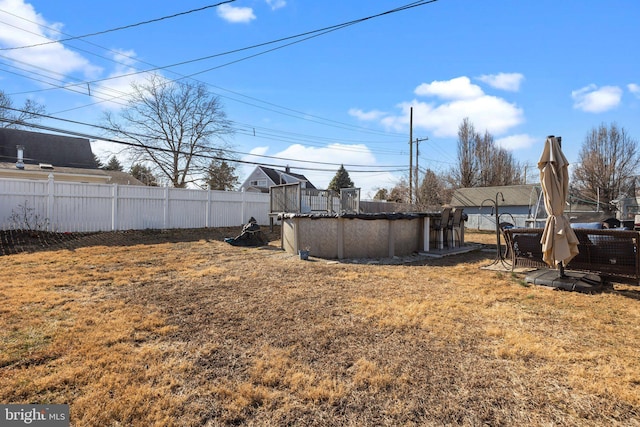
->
xmin=450 ymin=184 xmax=545 ymax=230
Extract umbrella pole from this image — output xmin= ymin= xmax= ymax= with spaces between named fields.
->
xmin=558 ymin=261 xmax=566 ymax=278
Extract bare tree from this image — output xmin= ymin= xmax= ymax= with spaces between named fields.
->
xmin=388 ymin=178 xmax=410 ymax=203
xmin=451 ymin=118 xmax=522 ymax=188
xmin=373 ymin=188 xmax=389 ymax=201
xmin=572 ymin=123 xmax=640 ymax=213
xmin=476 ymin=130 xmax=495 ymax=187
xmin=454 ymin=118 xmax=480 ymax=188
xmin=0 ymin=90 xmax=45 ymax=128
xmin=105 ymin=74 xmax=233 ymax=188
xmin=492 ymin=146 xmax=522 ymax=186
xmin=416 ymin=168 xmax=448 ymax=210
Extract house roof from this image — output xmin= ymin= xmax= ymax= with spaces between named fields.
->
xmin=450 ymin=184 xmax=542 ymax=207
xmin=0 ymin=129 xmax=145 ymax=185
xmin=0 ymin=128 xmax=97 ymax=169
xmin=101 ymin=170 xmax=146 ymax=185
xmin=257 ymin=166 xmax=316 ymax=189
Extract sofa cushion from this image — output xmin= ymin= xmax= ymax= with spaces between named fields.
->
xmin=571 ymin=222 xmax=603 ymax=229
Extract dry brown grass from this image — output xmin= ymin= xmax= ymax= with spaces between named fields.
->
xmin=1 ymin=227 xmax=639 ymax=426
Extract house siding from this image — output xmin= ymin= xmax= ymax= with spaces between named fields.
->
xmin=240 ymin=166 xmax=315 ymax=192
xmin=240 ymin=168 xmax=275 ymax=192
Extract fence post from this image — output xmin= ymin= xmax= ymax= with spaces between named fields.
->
xmin=111 ymin=184 xmax=119 ymax=231
xmin=241 ymin=188 xmax=246 ymax=225
xmin=206 ymin=187 xmax=212 ymax=228
xmin=47 ymin=173 xmax=54 ymax=231
xmin=163 ymin=186 xmax=170 ymax=230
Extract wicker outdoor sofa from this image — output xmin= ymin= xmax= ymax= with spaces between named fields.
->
xmin=503 ymin=226 xmax=640 ymax=284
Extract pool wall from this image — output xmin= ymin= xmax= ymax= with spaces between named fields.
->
xmin=281 ymin=214 xmax=433 ymax=259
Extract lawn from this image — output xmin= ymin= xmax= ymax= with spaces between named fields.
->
xmin=0 ymin=227 xmax=639 ymax=426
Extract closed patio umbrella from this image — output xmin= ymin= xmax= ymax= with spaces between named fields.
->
xmin=538 ymin=135 xmax=579 ymax=273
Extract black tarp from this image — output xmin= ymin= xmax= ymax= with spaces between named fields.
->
xmin=225 ymin=217 xmax=268 ymax=247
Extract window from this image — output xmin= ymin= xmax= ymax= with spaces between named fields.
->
xmin=250 ymin=179 xmax=267 ymax=187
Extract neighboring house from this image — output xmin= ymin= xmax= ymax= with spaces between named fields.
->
xmin=240 ymin=165 xmax=316 ymax=193
xmin=450 ymin=184 xmax=545 ymax=229
xmin=0 ymin=128 xmax=144 ymax=185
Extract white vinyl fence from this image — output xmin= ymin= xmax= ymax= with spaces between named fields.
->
xmin=0 ymin=175 xmax=270 ymax=232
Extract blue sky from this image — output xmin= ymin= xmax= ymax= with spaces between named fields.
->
xmin=1 ymin=0 xmax=638 ymax=197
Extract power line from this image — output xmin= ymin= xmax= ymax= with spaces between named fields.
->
xmin=0 ymin=108 xmax=407 ymax=171
xmin=1 ymin=1 xmax=435 ymax=139
xmin=0 ymin=1 xmax=442 ymax=158
xmin=1 ymin=56 xmax=406 ymax=149
xmin=1 ymin=117 xmax=406 ymax=173
xmin=232 ymin=124 xmax=404 ymax=156
xmin=0 ymin=57 xmax=131 ymax=104
xmin=0 ymin=62 xmax=408 ymax=157
xmin=4 ymin=1 xmax=438 ymax=96
xmin=0 ymin=1 xmax=237 ymax=51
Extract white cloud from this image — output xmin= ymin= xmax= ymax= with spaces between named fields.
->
xmin=92 ymin=50 xmax=160 ymax=110
xmin=266 ymin=0 xmax=286 ymax=10
xmin=248 ymin=146 xmax=270 ymax=157
xmin=477 ymin=72 xmax=524 ymax=91
xmin=0 ymin=0 xmax=101 ymax=78
xmin=348 ymin=108 xmax=387 ymax=121
xmin=217 ymin=4 xmax=256 ymax=23
xmin=357 ymin=76 xmax=524 ymax=137
xmin=238 ymin=146 xmax=270 ymax=183
xmin=628 ymin=83 xmax=640 ymax=98
xmin=91 ymin=139 xmax=131 ymax=164
xmin=571 ymin=84 xmax=622 ymax=113
xmin=495 ymin=134 xmax=537 ymax=151
xmin=414 ymin=76 xmax=483 ymax=100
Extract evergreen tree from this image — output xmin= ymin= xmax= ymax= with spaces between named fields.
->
xmin=103 ymin=156 xmax=123 ymax=171
xmin=92 ymin=154 xmax=104 ymax=169
xmin=206 ymin=159 xmax=239 ymax=191
xmin=130 ymin=163 xmax=158 ymax=186
xmin=328 ymin=165 xmax=354 ymax=192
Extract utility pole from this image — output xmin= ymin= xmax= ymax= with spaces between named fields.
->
xmin=409 ymin=107 xmax=413 ymax=204
xmin=414 ymin=137 xmax=428 ymax=204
